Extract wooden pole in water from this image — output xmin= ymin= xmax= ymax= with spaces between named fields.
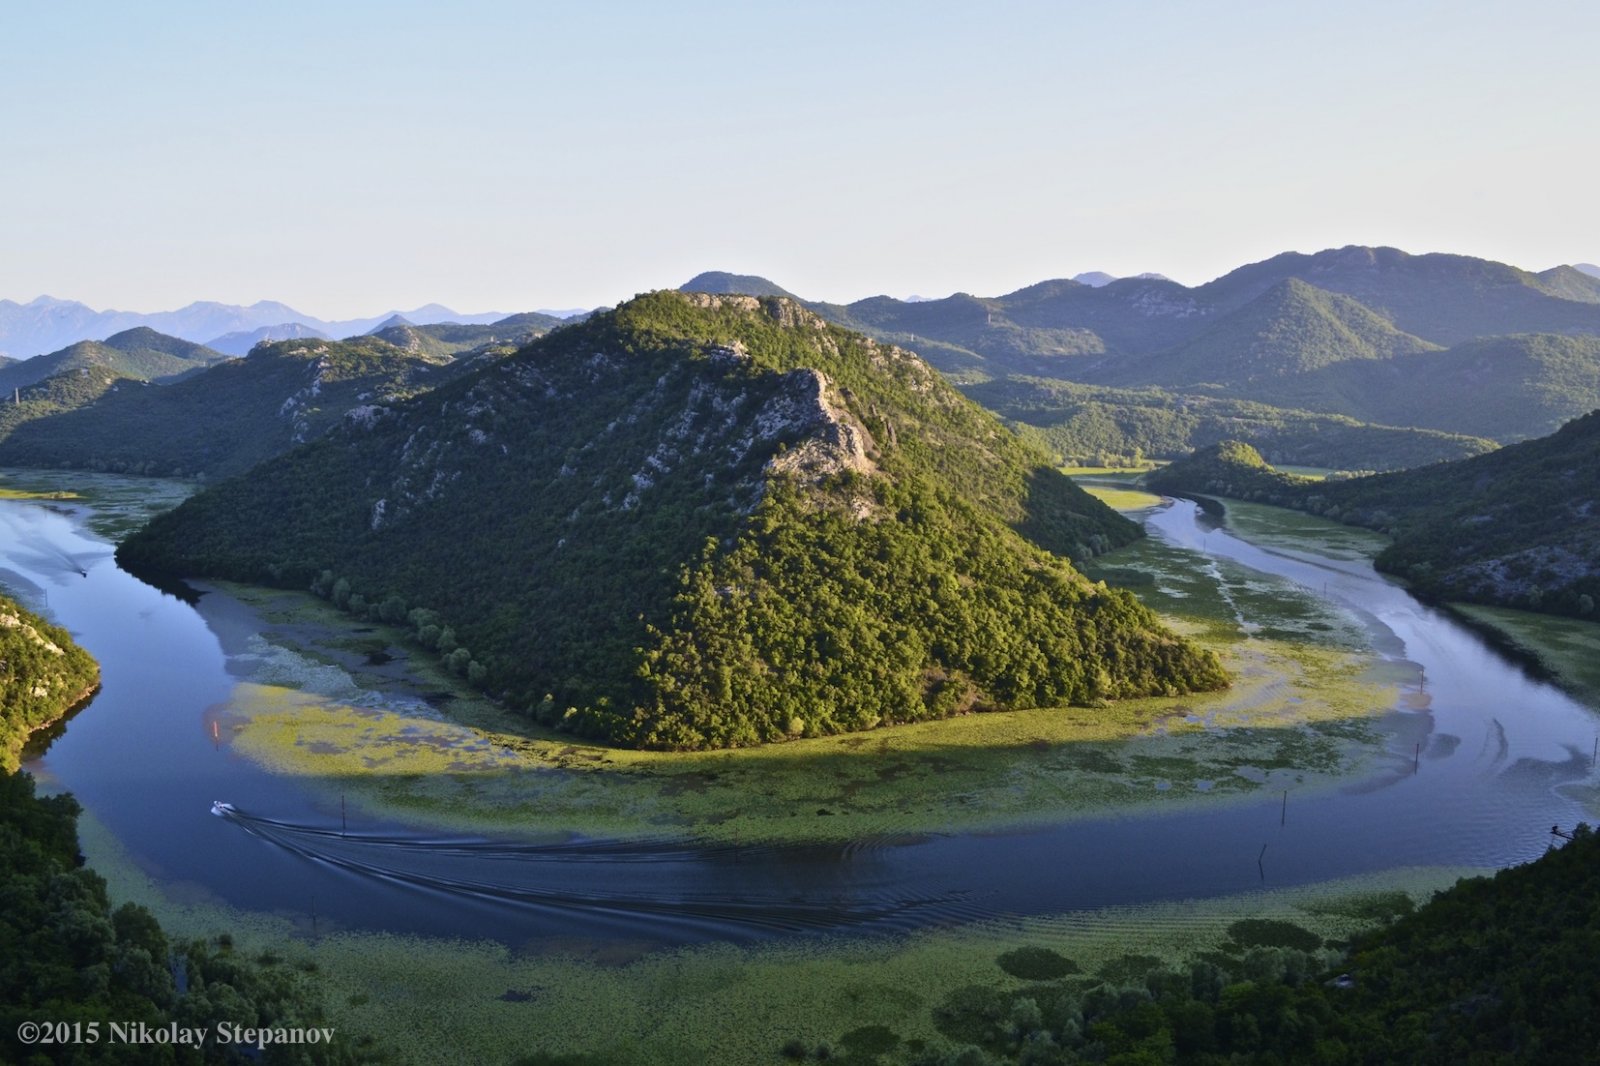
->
xmin=1414 ymin=743 xmax=1420 ymax=772
xmin=1592 ymin=737 xmax=1597 ymax=771
xmin=1258 ymin=844 xmax=1267 ymax=881
xmin=1281 ymin=789 xmax=1287 ymax=826
xmin=341 ymin=794 xmax=347 ymax=837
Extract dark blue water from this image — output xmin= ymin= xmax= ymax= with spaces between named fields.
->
xmin=8 ymin=492 xmax=1597 ymax=948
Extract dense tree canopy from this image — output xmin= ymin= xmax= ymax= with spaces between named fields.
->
xmin=0 ymin=591 xmax=99 ymax=772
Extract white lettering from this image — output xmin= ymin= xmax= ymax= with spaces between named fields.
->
xmin=215 ymin=1023 xmax=333 ymax=1049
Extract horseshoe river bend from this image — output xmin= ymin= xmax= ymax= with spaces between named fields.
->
xmin=4 ymin=469 xmax=1598 ymax=1056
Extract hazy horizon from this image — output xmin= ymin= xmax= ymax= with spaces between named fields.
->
xmin=1 ymin=242 xmax=1597 ymax=324
xmin=3 ymin=1 xmax=1597 ymax=319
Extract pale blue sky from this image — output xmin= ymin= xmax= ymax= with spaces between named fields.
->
xmin=2 ymin=1 xmax=1596 ymax=316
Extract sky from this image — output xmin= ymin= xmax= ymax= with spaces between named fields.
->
xmin=2 ymin=0 xmax=1597 ymax=318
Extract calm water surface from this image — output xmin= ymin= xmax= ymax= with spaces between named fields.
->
xmin=7 ymin=492 xmax=1597 ymax=947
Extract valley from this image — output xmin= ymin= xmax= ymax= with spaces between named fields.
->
xmin=3 ymin=256 xmax=1599 ymax=1063
xmin=7 ymin=463 xmax=1597 ymax=1061
xmin=9 ymin=4 xmax=1600 ymax=1057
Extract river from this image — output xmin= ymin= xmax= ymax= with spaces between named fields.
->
xmin=6 ymin=489 xmax=1597 ymax=948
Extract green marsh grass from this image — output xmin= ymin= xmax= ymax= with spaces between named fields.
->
xmin=74 ymin=806 xmax=1474 ymax=1066
xmin=1449 ymin=603 xmax=1600 ymax=708
xmin=1077 ymin=484 xmax=1164 ymax=511
xmin=0 ymin=467 xmax=195 ymax=539
xmin=213 ymin=514 xmax=1397 ymax=846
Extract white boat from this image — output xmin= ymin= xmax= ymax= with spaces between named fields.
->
xmin=210 ymin=800 xmax=235 ymax=817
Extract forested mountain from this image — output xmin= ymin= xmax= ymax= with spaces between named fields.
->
xmin=1108 ymin=278 xmax=1442 ymax=389
xmin=0 ymin=328 xmax=228 ymax=392
xmin=808 ymin=249 xmax=1600 ymax=381
xmin=680 ymin=271 xmax=801 ymax=299
xmin=0 ymin=592 xmax=99 ymax=772
xmin=1305 ymin=410 xmax=1600 ymax=616
xmin=12 ymin=248 xmax=1590 ymax=482
xmin=0 ymin=337 xmax=479 ymax=479
xmin=119 ymin=292 xmax=1225 ymax=750
xmin=1107 ymin=306 xmax=1600 ymax=444
xmin=677 ymin=249 xmax=1600 ymax=458
xmin=0 ymin=366 xmax=126 ymax=445
xmin=1192 ymin=246 xmax=1600 ymax=345
xmin=966 ymin=377 xmax=1495 ymax=471
xmin=1146 ymin=414 xmax=1600 ymax=619
xmin=1144 ymin=440 xmax=1316 ymax=502
xmin=1303 ymin=333 xmax=1600 ymax=441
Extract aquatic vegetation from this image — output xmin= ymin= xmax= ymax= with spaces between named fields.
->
xmin=0 ymin=466 xmax=195 ymax=541
xmin=1076 ymin=484 xmax=1164 ymax=511
xmin=75 ymin=805 xmax=1471 ymax=1066
xmin=211 ymin=531 xmax=1393 ymax=845
xmin=1449 ymin=602 xmax=1600 ymax=708
xmin=0 ymin=486 xmax=80 ymax=500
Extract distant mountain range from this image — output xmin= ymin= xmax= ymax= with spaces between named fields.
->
xmin=0 ymin=296 xmax=517 ymax=361
xmin=7 ymin=247 xmax=1598 ymax=475
xmin=1071 ymin=271 xmax=1172 ymax=288
xmin=0 ymin=327 xmax=228 ymax=393
xmin=682 ymin=248 xmax=1600 ymax=449
xmin=206 ymin=322 xmax=330 ymax=356
xmin=0 ymin=317 xmax=561 ymax=478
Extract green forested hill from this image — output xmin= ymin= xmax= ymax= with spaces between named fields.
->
xmin=1303 ymin=410 xmax=1600 ymax=615
xmin=1144 ymin=440 xmax=1315 ymax=502
xmin=965 ymin=376 xmax=1496 ymax=470
xmin=681 ymin=271 xmax=801 ymax=299
xmin=0 ymin=365 xmax=127 ymax=444
xmin=1104 ymin=329 xmax=1600 ymax=445
xmin=1111 ymin=278 xmax=1442 ymax=390
xmin=119 ymin=292 xmax=1225 ymax=749
xmin=1193 ymin=246 xmax=1600 ymax=345
xmin=818 ymin=248 xmax=1600 ymax=383
xmin=0 ymin=327 xmax=228 ymax=392
xmin=1300 ymin=332 xmax=1600 ymax=441
xmin=907 ymin=824 xmax=1600 ymax=1064
xmin=0 ymin=336 xmax=477 ymax=478
xmin=679 ymin=249 xmax=1600 ymax=456
xmin=0 ymin=591 xmax=99 ymax=772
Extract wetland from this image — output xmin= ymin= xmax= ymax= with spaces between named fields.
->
xmin=6 ymin=469 xmax=1598 ymax=1061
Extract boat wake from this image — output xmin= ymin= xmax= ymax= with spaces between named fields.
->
xmin=211 ymin=803 xmax=984 ymax=939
